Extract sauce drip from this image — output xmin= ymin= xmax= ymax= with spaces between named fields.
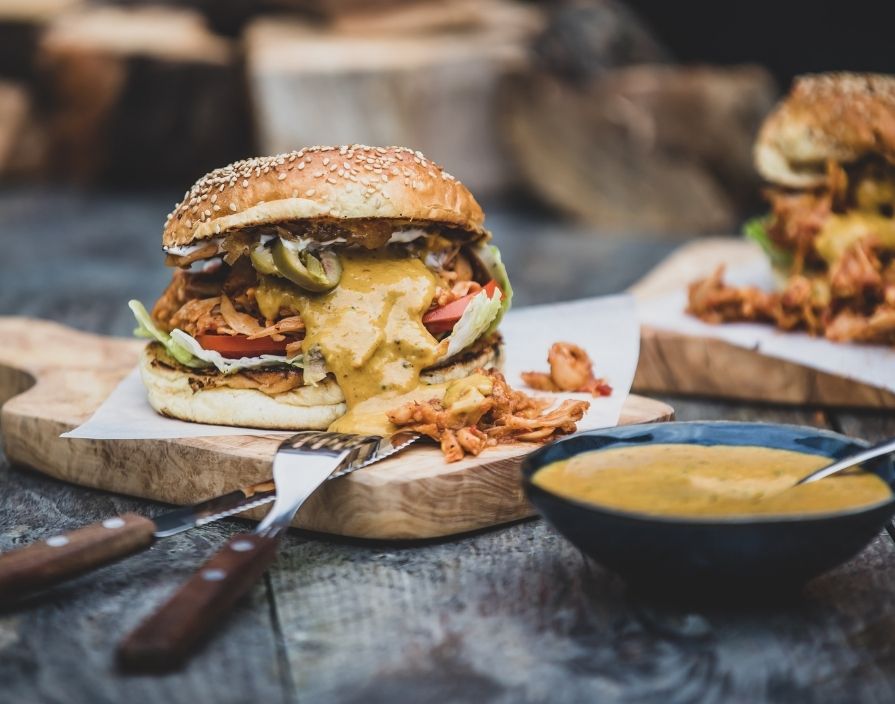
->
xmin=256 ymin=250 xmax=440 ymax=434
xmin=534 ymin=444 xmax=892 ymax=518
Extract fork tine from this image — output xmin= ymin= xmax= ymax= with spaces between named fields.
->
xmin=281 ymin=430 xmax=381 ymax=454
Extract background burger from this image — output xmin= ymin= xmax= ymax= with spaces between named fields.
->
xmin=688 ymin=73 xmax=895 ymax=344
xmin=130 ymin=145 xmax=512 ymax=432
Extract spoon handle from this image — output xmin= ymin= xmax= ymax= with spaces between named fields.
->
xmin=796 ymin=437 xmax=895 ymax=485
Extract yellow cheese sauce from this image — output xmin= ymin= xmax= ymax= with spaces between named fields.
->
xmin=328 ymin=372 xmax=493 ymax=436
xmin=255 ymin=250 xmax=441 ymax=434
xmin=533 ymin=444 xmax=892 ymax=518
xmin=815 ymin=212 xmax=895 ymax=264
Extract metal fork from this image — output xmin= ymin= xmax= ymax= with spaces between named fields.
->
xmin=117 ymin=430 xmax=418 ymax=672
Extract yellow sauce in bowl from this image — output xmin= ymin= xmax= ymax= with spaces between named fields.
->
xmin=533 ymin=444 xmax=892 ymax=518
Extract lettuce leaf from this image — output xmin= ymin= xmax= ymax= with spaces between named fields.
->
xmin=129 ymin=300 xmax=205 ymax=368
xmin=441 ymin=287 xmax=503 ymax=360
xmin=744 ymin=216 xmax=792 ymax=269
xmin=129 ymin=299 xmax=305 ymax=375
xmin=476 ymin=244 xmax=513 ymax=335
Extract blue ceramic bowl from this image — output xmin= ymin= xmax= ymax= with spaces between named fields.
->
xmin=522 ymin=422 xmax=895 ymax=592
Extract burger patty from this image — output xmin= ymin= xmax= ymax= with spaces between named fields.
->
xmin=148 ymin=343 xmax=307 ymax=394
xmin=146 ymin=333 xmax=504 ymax=398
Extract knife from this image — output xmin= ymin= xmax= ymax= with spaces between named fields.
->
xmin=117 ymin=430 xmax=417 ymax=672
xmin=0 ymin=477 xmax=281 ymax=603
xmin=0 ymin=432 xmax=410 ymax=603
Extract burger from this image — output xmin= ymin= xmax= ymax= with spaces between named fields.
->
xmin=688 ymin=73 xmax=895 ymax=343
xmin=130 ymin=145 xmax=512 ymax=433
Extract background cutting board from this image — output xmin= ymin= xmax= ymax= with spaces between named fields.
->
xmin=0 ymin=317 xmax=673 ymax=540
xmin=631 ymin=238 xmax=895 ymax=409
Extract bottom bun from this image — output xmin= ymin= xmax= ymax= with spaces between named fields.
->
xmin=138 ymin=338 xmax=503 ymax=430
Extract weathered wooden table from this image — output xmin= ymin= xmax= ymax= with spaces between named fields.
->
xmin=3 ymin=190 xmax=895 ymax=703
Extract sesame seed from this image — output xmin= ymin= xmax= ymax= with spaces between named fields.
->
xmin=164 ymin=146 xmax=460 ymax=236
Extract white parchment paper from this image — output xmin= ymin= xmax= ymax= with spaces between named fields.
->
xmin=638 ymin=257 xmax=895 ymax=393
xmin=63 ymin=294 xmax=640 ymax=440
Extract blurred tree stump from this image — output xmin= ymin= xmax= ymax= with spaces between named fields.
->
xmin=0 ymin=81 xmax=47 ymax=179
xmin=266 ymin=0 xmax=427 ymax=21
xmin=502 ymin=65 xmax=777 ymax=235
xmin=0 ymin=0 xmax=81 ymax=79
xmin=531 ymin=0 xmax=669 ymax=84
xmin=245 ymin=0 xmax=544 ymax=195
xmin=501 ymin=0 xmax=778 ymax=235
xmin=37 ymin=6 xmax=252 ymax=185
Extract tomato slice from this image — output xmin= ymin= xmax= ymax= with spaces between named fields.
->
xmin=423 ymin=280 xmax=499 ymax=334
xmin=196 ymin=334 xmax=288 ymax=359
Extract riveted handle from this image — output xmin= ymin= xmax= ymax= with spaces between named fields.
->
xmin=0 ymin=513 xmax=156 ymax=601
xmin=117 ymin=532 xmax=280 ymax=673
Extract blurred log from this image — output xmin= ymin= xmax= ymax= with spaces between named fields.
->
xmin=37 ymin=6 xmax=252 ymax=185
xmin=264 ymin=0 xmax=424 ymax=21
xmin=330 ymin=0 xmax=537 ymax=35
xmin=245 ymin=1 xmax=544 ymax=195
xmin=105 ymin=0 xmax=281 ymax=37
xmin=502 ymin=65 xmax=778 ymax=235
xmin=0 ymin=81 xmax=47 ymax=179
xmin=0 ymin=0 xmax=81 ymax=79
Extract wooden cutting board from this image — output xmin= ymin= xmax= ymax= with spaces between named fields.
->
xmin=0 ymin=317 xmax=673 ymax=540
xmin=631 ymin=238 xmax=895 ymax=408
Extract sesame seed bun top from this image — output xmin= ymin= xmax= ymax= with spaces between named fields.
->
xmin=163 ymin=145 xmax=487 ymax=247
xmin=754 ymin=73 xmax=895 ymax=188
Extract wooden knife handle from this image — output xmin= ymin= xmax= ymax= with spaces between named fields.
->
xmin=0 ymin=513 xmax=156 ymax=601
xmin=117 ymin=532 xmax=280 ymax=672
